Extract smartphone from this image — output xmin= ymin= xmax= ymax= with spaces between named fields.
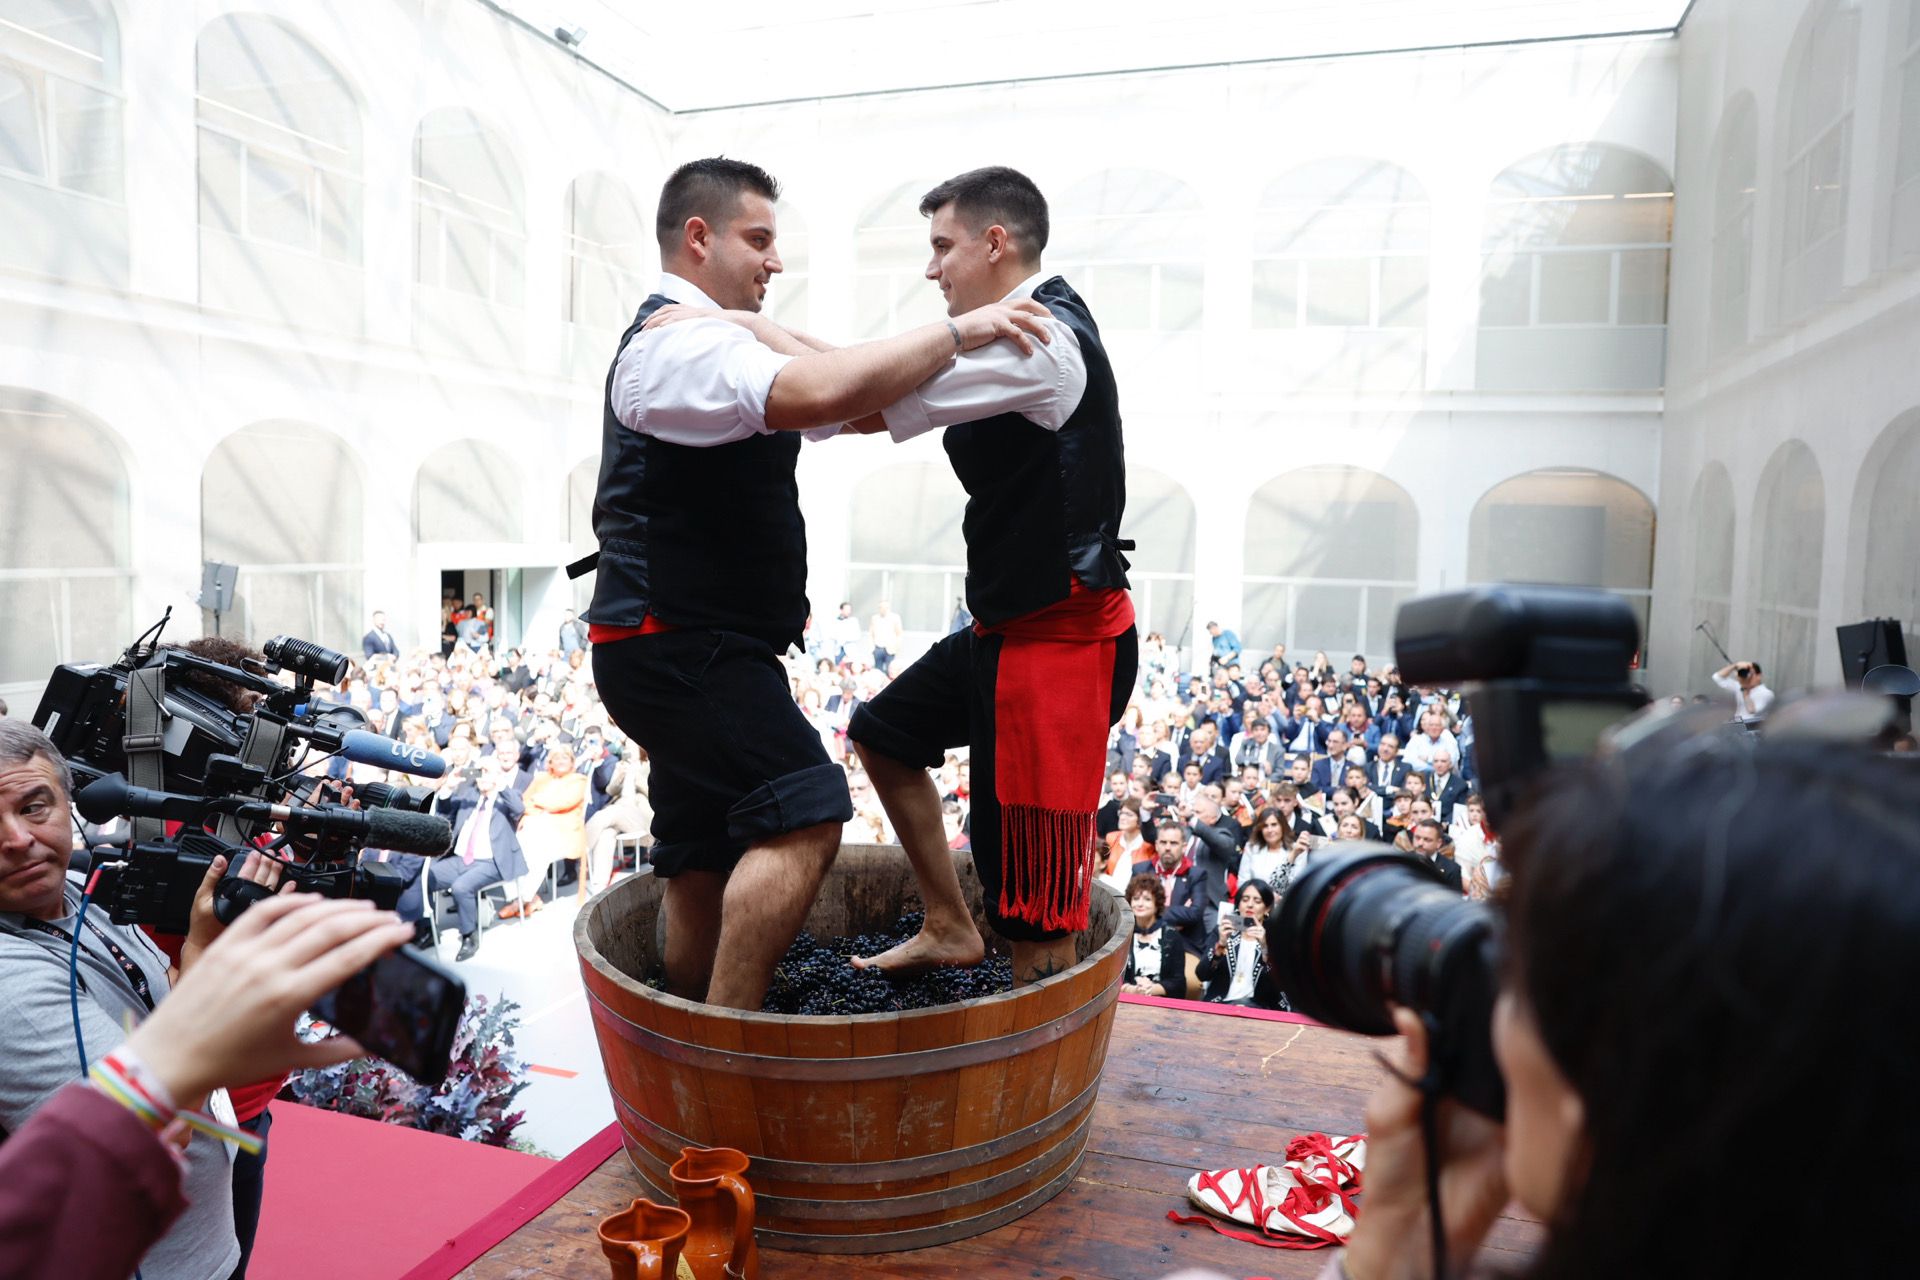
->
xmin=309 ymin=945 xmax=466 ymax=1085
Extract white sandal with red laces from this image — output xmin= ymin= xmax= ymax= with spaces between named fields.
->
xmin=1169 ymin=1132 xmax=1368 ymax=1251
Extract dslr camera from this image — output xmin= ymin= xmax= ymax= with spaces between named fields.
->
xmin=1272 ymin=586 xmax=1647 ymax=1118
xmin=33 ymin=616 xmax=453 ymax=933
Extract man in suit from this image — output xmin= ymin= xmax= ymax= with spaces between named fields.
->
xmin=1229 ymin=716 xmax=1283 ymax=780
xmin=1138 ymin=821 xmax=1209 ymax=957
xmin=1310 ymin=728 xmax=1361 ymax=794
xmin=1180 ymin=722 xmax=1230 ymax=787
xmin=1370 ymin=734 xmax=1411 ymax=794
xmin=1411 ymin=818 xmax=1463 ymax=893
xmin=361 ymin=611 xmax=399 ymax=661
xmin=1095 ymin=770 xmax=1131 ymax=839
xmin=435 ymin=758 xmax=529 ymax=960
xmin=1428 ymin=749 xmax=1471 ymax=824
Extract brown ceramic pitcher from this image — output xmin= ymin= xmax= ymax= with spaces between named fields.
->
xmin=669 ymin=1145 xmax=759 ymax=1280
xmin=597 ymin=1198 xmax=693 ymax=1280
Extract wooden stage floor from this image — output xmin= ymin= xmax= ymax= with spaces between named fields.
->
xmin=460 ymin=998 xmax=1541 ymax=1279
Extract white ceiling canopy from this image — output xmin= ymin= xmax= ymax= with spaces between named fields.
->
xmin=496 ymin=0 xmax=1693 ymax=112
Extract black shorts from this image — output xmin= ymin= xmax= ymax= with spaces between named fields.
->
xmin=593 ymin=630 xmax=852 ymax=878
xmin=848 ymin=626 xmax=1138 ymax=942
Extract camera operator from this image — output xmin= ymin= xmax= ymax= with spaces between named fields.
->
xmin=1711 ymin=659 xmax=1774 ymax=722
xmin=0 ymin=890 xmax=410 ymax=1280
xmin=1325 ymin=732 xmax=1920 ymax=1280
xmin=0 ymin=720 xmax=281 ymax=1280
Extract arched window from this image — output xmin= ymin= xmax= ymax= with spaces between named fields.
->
xmin=1124 ymin=467 xmax=1197 ymax=642
xmin=1750 ymin=441 xmax=1825 ymax=692
xmin=563 ymin=170 xmax=650 ymax=332
xmin=1777 ymin=0 xmax=1860 ymax=321
xmin=1254 ymin=158 xmax=1428 ymax=330
xmin=1888 ymin=1 xmax=1920 ymax=261
xmin=1243 ymin=467 xmax=1417 ymax=659
xmin=765 ymin=200 xmax=810 ymax=331
xmin=1710 ymin=97 xmax=1758 ymax=355
xmin=414 ymin=439 xmax=523 ymax=543
xmin=1688 ymin=465 xmax=1737 ymax=691
xmin=0 ymin=389 xmax=131 ymax=688
xmin=413 ymin=108 xmax=524 ymax=360
xmin=202 ymin=422 xmax=363 ymax=649
xmin=1859 ymin=412 xmax=1920 ymax=660
xmin=195 ymin=15 xmax=362 ymax=328
xmin=1052 ymin=169 xmax=1204 ymax=332
xmin=1468 ymin=469 xmax=1656 ymax=644
xmin=853 ymin=179 xmax=945 ymax=340
xmin=567 ymin=454 xmax=598 ymax=612
xmin=848 ymin=462 xmax=967 ymax=633
xmin=1478 ymin=145 xmax=1673 ymax=391
xmin=0 ymin=0 xmax=125 ymax=283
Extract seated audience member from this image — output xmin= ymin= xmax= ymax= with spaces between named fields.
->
xmin=1271 ymin=779 xmax=1321 ymax=839
xmin=1405 ymin=815 xmax=1462 ymax=892
xmin=1328 ymin=786 xmax=1384 ymax=842
xmin=518 ymin=741 xmax=588 ymax=906
xmin=1098 ymin=800 xmax=1148 ymax=893
xmin=1335 ymin=730 xmax=1920 ymax=1280
xmin=1118 ymin=875 xmax=1187 ymax=999
xmin=1139 ymin=821 xmax=1209 ymax=956
xmin=1187 ymin=786 xmax=1242 ymax=924
xmin=1311 ymin=728 xmax=1362 ymax=793
xmin=1369 ymin=733 xmax=1411 ymax=794
xmin=1238 ymin=805 xmax=1294 ymax=895
xmin=1402 ymin=706 xmax=1460 ymax=774
xmin=1333 ymin=812 xmax=1368 ymax=842
xmin=1196 ymin=879 xmax=1285 ymax=1010
xmin=1343 ymin=764 xmax=1384 ymax=828
xmin=1449 ymin=791 xmax=1495 ymax=885
xmin=1095 ymin=770 xmax=1132 ymax=839
xmin=1382 ymin=789 xmax=1415 ymax=843
xmin=583 ymin=742 xmax=652 ymax=890
xmin=1392 ymin=796 xmax=1441 ymax=850
xmin=1428 ymin=748 xmax=1471 ymax=823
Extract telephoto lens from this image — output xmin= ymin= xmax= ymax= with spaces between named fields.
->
xmin=263 ymin=635 xmax=351 ymax=686
xmin=1271 ymin=846 xmax=1507 ymax=1119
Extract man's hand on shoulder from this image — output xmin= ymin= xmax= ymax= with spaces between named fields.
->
xmin=950 ymin=298 xmax=1053 ymax=357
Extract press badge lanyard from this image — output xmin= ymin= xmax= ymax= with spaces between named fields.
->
xmin=19 ymin=915 xmax=157 ymax=1012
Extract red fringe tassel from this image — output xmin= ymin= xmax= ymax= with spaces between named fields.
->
xmin=998 ymin=802 xmax=1095 ymax=933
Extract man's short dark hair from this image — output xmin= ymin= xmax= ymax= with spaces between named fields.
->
xmin=656 ymin=157 xmax=780 ymax=255
xmin=1415 ymin=818 xmax=1447 ymax=841
xmin=919 ymin=166 xmax=1049 ymax=260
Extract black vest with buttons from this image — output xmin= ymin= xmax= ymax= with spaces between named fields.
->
xmin=586 ymin=294 xmax=809 ymax=648
xmin=944 ymin=276 xmax=1130 ymax=628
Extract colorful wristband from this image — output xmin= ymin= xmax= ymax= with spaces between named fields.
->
xmin=90 ymin=1048 xmax=177 ymax=1130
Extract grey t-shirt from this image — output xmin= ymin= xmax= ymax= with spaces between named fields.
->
xmin=0 ymin=874 xmax=241 ymax=1280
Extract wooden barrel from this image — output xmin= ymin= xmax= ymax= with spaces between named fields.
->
xmin=574 ymin=844 xmax=1128 ymax=1254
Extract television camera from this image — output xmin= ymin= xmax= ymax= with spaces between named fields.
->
xmin=32 ymin=612 xmax=453 ymax=934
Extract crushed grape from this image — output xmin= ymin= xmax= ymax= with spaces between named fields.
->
xmin=761 ymin=911 xmax=1015 ymax=1015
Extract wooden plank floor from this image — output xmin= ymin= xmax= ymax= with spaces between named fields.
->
xmin=461 ymin=1000 xmax=1540 ymax=1279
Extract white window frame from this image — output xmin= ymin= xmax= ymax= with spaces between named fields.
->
xmin=196 ymin=101 xmax=361 ymax=263
xmin=0 ymin=16 xmax=123 ymax=204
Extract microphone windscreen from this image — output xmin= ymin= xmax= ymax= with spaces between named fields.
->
xmin=364 ymin=807 xmax=454 ymax=856
xmin=339 ymin=729 xmax=448 ymax=780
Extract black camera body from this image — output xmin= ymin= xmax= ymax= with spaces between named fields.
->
xmin=1273 ymin=585 xmax=1649 ymax=1120
xmin=36 ymin=621 xmax=439 ymax=929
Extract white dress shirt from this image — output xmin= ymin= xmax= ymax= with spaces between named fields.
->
xmin=607 ymin=274 xmax=799 ymax=447
xmin=880 ymin=272 xmax=1088 ymax=443
xmin=1711 ymin=672 xmax=1775 ymax=721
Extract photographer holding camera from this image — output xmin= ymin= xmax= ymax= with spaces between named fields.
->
xmin=1304 ymin=727 xmax=1919 ymax=1280
xmin=0 ymin=721 xmax=289 ymax=1280
xmin=1711 ymin=659 xmax=1774 ymax=722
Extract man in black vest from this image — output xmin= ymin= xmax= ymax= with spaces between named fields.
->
xmin=582 ymin=158 xmax=1052 ymax=1010
xmin=836 ymin=167 xmax=1138 ymax=985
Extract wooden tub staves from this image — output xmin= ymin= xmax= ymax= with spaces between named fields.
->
xmin=574 ymin=844 xmax=1128 ymax=1254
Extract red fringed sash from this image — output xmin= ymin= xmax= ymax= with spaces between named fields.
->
xmin=990 ymin=631 xmax=1120 ymax=931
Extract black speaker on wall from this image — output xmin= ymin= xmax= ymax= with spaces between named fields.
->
xmin=1836 ymin=618 xmax=1908 ymax=689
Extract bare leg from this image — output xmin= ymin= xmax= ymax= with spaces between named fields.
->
xmin=703 ymin=822 xmax=843 ymax=1011
xmin=851 ymin=741 xmax=986 ymax=975
xmin=1010 ymin=937 xmax=1078 ymax=988
xmin=663 ymin=869 xmax=726 ymax=1001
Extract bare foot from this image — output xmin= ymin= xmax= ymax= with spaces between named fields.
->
xmin=852 ymin=925 xmax=986 ymax=978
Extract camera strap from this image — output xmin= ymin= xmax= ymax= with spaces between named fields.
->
xmin=17 ymin=915 xmax=157 ymax=1013
xmin=123 ymin=663 xmax=170 ymax=843
xmin=213 ymin=716 xmax=290 ymax=847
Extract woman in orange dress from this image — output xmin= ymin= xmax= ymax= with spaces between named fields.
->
xmin=517 ymin=742 xmax=589 ymax=908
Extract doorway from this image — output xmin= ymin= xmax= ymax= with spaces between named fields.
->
xmin=440 ymin=568 xmax=523 ymax=653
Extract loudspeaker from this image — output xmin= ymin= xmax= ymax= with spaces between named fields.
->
xmin=199 ymin=560 xmax=238 ymax=614
xmin=1835 ymin=618 xmax=1907 ymax=689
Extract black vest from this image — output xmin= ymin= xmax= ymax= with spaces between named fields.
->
xmin=585 ymin=294 xmax=809 ymax=648
xmin=944 ymin=276 xmax=1130 ymax=628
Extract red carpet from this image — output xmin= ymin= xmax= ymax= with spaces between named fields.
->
xmin=250 ymin=1102 xmax=566 ymax=1280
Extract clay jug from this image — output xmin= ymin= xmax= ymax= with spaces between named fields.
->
xmin=597 ymin=1198 xmax=693 ymax=1280
xmin=669 ymin=1145 xmax=759 ymax=1280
